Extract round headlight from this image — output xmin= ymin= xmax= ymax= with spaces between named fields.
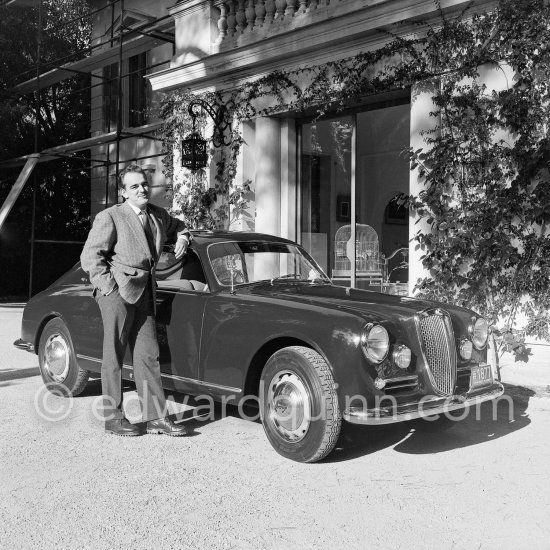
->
xmin=392 ymin=344 xmax=412 ymax=369
xmin=459 ymin=338 xmax=473 ymax=360
xmin=472 ymin=317 xmax=489 ymax=350
xmin=361 ymin=324 xmax=389 ymax=363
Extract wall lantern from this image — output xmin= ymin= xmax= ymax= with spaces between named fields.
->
xmin=459 ymin=148 xmax=488 ymax=189
xmin=181 ymin=99 xmax=233 ymax=171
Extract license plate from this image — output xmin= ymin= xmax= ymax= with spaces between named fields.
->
xmin=470 ymin=363 xmax=493 ymax=389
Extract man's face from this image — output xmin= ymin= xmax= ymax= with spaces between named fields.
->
xmin=121 ymin=171 xmax=149 ymax=210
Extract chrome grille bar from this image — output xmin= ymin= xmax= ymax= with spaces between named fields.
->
xmin=384 ymin=375 xmax=419 ymax=393
xmin=416 ymin=309 xmax=457 ymax=395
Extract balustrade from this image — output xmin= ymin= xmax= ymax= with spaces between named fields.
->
xmin=214 ymin=0 xmax=334 ymax=45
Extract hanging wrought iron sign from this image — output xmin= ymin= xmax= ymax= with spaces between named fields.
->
xmin=181 ymin=99 xmax=233 ymax=171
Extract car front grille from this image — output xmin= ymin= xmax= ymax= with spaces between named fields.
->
xmin=417 ymin=310 xmax=457 ymax=395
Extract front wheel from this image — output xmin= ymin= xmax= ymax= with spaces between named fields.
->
xmin=260 ymin=346 xmax=341 ymax=463
xmin=38 ymin=318 xmax=90 ymax=396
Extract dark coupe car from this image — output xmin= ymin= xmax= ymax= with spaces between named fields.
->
xmin=15 ymin=231 xmax=504 ymax=462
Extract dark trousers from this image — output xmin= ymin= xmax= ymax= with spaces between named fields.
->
xmin=96 ymin=283 xmax=166 ymax=422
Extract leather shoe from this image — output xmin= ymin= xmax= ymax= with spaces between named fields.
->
xmin=146 ymin=416 xmax=190 ymax=436
xmin=105 ymin=417 xmax=141 ymax=437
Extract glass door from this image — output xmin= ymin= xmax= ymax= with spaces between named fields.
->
xmin=300 ymin=115 xmax=352 ymax=281
xmin=300 ymin=101 xmax=410 ymax=294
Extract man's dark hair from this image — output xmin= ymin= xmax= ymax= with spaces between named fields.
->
xmin=118 ymin=163 xmax=148 ymax=190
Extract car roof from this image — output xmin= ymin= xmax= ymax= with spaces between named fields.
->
xmin=190 ymin=231 xmax=296 ymax=246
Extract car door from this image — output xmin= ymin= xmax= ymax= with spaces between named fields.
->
xmin=155 ymin=248 xmax=209 ymax=392
xmin=62 ymin=266 xmax=104 ymax=371
xmin=198 ymin=291 xmax=262 ymax=394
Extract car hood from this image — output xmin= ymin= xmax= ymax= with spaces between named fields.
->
xmin=248 ymin=282 xmax=473 ymax=322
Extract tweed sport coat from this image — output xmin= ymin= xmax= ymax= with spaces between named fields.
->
xmin=80 ymin=201 xmax=190 ymax=304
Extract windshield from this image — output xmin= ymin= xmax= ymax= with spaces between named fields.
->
xmin=207 ymin=241 xmax=330 ymax=287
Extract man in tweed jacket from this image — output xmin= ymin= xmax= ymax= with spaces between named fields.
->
xmin=81 ymin=163 xmax=192 ymax=437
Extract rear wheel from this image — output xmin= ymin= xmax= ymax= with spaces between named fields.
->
xmin=38 ymin=318 xmax=90 ymax=396
xmin=260 ymin=346 xmax=341 ymax=463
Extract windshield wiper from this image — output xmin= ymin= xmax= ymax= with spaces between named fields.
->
xmin=270 ymin=274 xmax=303 ymax=284
xmin=269 ymin=274 xmax=329 ymax=285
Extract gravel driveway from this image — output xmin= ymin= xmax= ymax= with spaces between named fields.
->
xmin=1 ymin=304 xmax=549 ymax=550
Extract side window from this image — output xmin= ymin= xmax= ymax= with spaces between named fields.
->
xmin=180 ymin=251 xmax=207 ymax=285
xmin=156 ymin=249 xmax=182 ymax=280
xmin=157 ymin=249 xmax=209 ymax=292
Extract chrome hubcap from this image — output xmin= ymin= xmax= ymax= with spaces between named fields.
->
xmin=43 ymin=333 xmax=70 ymax=382
xmin=267 ymin=370 xmax=311 ymax=442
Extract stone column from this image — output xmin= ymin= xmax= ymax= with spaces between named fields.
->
xmin=255 ymin=116 xmax=281 ymax=236
xmin=255 ymin=116 xmax=281 ymax=279
xmin=231 ymin=120 xmax=256 ymax=231
xmin=280 ymin=119 xmax=296 ymax=241
xmin=408 ymin=82 xmax=439 ymax=296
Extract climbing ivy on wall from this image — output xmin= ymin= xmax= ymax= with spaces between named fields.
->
xmin=159 ymin=90 xmax=251 ymax=229
xmin=159 ymin=0 xmax=550 ymax=357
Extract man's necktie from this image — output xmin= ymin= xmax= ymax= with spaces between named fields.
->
xmin=140 ymin=209 xmax=157 ymax=261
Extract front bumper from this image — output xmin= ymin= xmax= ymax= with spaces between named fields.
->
xmin=343 ymin=382 xmax=505 ymax=425
xmin=13 ymin=339 xmax=35 ymax=353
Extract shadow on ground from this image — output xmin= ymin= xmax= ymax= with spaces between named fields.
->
xmin=153 ymin=384 xmax=534 ymax=462
xmin=164 ymin=396 xmax=262 ymax=432
xmin=78 ymin=381 xmax=261 ymax=435
xmin=29 ymin=375 xmax=537 ymax=462
xmin=0 ymin=367 xmax=40 ymax=383
xmin=325 ymin=383 xmax=533 ymax=463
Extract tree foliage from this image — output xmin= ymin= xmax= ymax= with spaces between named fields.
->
xmin=0 ymin=0 xmax=92 ymax=298
xmin=0 ymin=0 xmax=91 ymax=157
xmin=409 ymin=0 xmax=550 ymax=357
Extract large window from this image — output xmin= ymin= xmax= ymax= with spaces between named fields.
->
xmin=300 ymin=100 xmax=410 ymax=294
xmin=128 ymin=53 xmax=148 ymax=127
xmin=102 ymin=62 xmax=119 ymax=132
xmin=102 ymin=53 xmax=149 ymax=131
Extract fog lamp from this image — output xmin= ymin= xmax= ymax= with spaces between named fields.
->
xmin=459 ymin=339 xmax=473 ymax=360
xmin=392 ymin=344 xmax=412 ymax=369
xmin=470 ymin=317 xmax=489 ymax=350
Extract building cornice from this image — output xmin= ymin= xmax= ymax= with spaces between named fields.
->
xmin=148 ymin=0 xmax=496 ymax=94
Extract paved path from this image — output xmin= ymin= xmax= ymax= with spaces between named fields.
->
xmin=1 ymin=305 xmax=549 ymax=550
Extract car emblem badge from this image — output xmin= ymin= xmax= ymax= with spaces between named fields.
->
xmin=273 ymin=396 xmax=290 ymax=415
